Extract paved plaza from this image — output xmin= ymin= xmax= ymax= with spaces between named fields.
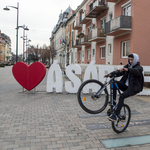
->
xmin=0 ymin=66 xmax=150 ymax=150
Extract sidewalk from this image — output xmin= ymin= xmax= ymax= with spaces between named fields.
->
xmin=0 ymin=83 xmax=150 ymax=150
xmin=1 ymin=66 xmax=150 ymax=150
xmin=135 ymin=95 xmax=150 ymax=103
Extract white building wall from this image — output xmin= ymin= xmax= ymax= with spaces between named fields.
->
xmin=54 ymin=26 xmax=66 ymax=68
xmin=91 ymin=42 xmax=96 ymax=61
xmin=82 ymin=46 xmax=85 ymax=63
xmin=105 ymin=2 xmax=115 ymax=65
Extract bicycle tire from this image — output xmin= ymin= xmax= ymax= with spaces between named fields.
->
xmin=77 ymin=79 xmax=109 ymax=114
xmin=112 ymin=104 xmax=131 ymax=133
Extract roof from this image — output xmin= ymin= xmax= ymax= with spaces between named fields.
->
xmin=50 ymin=6 xmax=73 ymax=37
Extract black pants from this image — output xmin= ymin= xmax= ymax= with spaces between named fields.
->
xmin=113 ymin=81 xmax=130 ymax=115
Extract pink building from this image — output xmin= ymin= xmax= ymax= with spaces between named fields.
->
xmin=73 ymin=0 xmax=150 ymax=66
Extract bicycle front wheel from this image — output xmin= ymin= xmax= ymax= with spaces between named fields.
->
xmin=77 ymin=79 xmax=109 ymax=114
xmin=112 ymin=104 xmax=131 ymax=133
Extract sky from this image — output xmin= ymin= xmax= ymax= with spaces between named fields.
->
xmin=0 ymin=0 xmax=82 ymax=54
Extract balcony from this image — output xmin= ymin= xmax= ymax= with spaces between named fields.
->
xmin=72 ymin=39 xmax=82 ymax=48
xmin=81 ymin=35 xmax=91 ymax=46
xmin=105 ymin=15 xmax=132 ymax=36
xmin=79 ymin=17 xmax=92 ymax=24
xmin=85 ymin=0 xmax=108 ymax=18
xmin=79 ymin=10 xmax=92 ymax=24
xmin=73 ymin=19 xmax=82 ymax=30
xmin=88 ymin=28 xmax=106 ymax=42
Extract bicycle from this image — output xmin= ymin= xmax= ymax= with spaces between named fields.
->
xmin=77 ymin=71 xmax=131 ymax=133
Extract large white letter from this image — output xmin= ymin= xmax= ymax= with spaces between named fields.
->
xmin=83 ymin=61 xmax=98 ymax=81
xmin=47 ymin=60 xmax=63 ymax=93
xmin=99 ymin=65 xmax=114 ymax=83
xmin=65 ymin=64 xmax=81 ymax=93
xmin=83 ymin=61 xmax=98 ymax=93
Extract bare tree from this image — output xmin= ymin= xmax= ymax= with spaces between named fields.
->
xmin=28 ymin=45 xmax=40 ymax=62
xmin=40 ymin=44 xmax=51 ymax=65
xmin=61 ymin=30 xmax=72 ymax=66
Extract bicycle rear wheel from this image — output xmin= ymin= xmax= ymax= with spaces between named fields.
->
xmin=112 ymin=104 xmax=131 ymax=133
xmin=77 ymin=79 xmax=108 ymax=114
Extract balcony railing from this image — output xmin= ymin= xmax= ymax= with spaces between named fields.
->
xmin=88 ymin=28 xmax=106 ymax=42
xmin=105 ymin=15 xmax=132 ymax=36
xmin=85 ymin=0 xmax=108 ymax=18
xmin=72 ymin=39 xmax=82 ymax=48
xmin=79 ymin=11 xmax=92 ymax=24
xmin=73 ymin=19 xmax=82 ymax=30
xmin=81 ymin=35 xmax=91 ymax=46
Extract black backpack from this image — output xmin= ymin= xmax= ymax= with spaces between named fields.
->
xmin=140 ymin=73 xmax=144 ymax=91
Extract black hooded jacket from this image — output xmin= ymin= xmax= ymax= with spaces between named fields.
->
xmin=110 ymin=54 xmax=144 ymax=96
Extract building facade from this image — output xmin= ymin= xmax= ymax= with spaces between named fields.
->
xmin=50 ymin=0 xmax=150 ymax=69
xmin=0 ymin=31 xmax=12 ymax=62
xmin=50 ymin=7 xmax=74 ymax=68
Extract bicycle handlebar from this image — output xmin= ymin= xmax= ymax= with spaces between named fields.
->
xmin=105 ymin=70 xmax=120 ymax=78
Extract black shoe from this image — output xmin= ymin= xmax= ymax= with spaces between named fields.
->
xmin=108 ymin=100 xmax=116 ymax=106
xmin=108 ymin=114 xmax=117 ymax=122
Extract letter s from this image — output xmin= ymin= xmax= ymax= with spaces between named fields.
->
xmin=65 ymin=64 xmax=81 ymax=93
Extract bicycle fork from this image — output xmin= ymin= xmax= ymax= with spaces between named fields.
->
xmin=110 ymin=82 xmax=114 ymax=113
xmin=110 ymin=80 xmax=121 ymax=114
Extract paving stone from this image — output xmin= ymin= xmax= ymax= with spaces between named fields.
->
xmin=1 ymin=66 xmax=150 ymax=150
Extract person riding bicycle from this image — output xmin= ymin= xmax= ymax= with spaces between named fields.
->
xmin=104 ymin=53 xmax=144 ymax=122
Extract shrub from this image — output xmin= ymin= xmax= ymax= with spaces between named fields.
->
xmin=0 ymin=63 xmax=5 ymax=67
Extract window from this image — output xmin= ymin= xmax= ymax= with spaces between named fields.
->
xmin=101 ymin=17 xmax=106 ymax=30
xmin=75 ymin=52 xmax=77 ymax=59
xmin=80 ymin=14 xmax=82 ymax=23
xmin=71 ymin=52 xmax=73 ymax=64
xmin=100 ymin=46 xmax=105 ymax=59
xmin=89 ymin=3 xmax=93 ymax=11
xmin=93 ymin=49 xmax=95 ymax=56
xmin=79 ymin=51 xmax=81 ymax=60
xmin=109 ymin=13 xmax=113 ymax=21
xmin=108 ymin=44 xmax=112 ymax=55
xmin=122 ymin=41 xmax=130 ymax=58
xmin=87 ymin=49 xmax=91 ymax=60
xmin=123 ymin=3 xmax=131 ymax=16
xmin=88 ymin=26 xmax=92 ymax=33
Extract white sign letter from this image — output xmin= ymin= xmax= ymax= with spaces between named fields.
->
xmin=99 ymin=65 xmax=114 ymax=83
xmin=47 ymin=60 xmax=63 ymax=93
xmin=65 ymin=64 xmax=81 ymax=93
xmin=83 ymin=61 xmax=98 ymax=93
xmin=83 ymin=61 xmax=98 ymax=81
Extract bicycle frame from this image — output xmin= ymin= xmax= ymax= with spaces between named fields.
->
xmin=95 ymin=76 xmax=122 ymax=113
xmin=109 ymin=77 xmax=121 ymax=113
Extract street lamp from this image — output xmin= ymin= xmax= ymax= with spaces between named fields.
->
xmin=3 ymin=2 xmax=19 ymax=62
xmin=24 ymin=35 xmax=31 ymax=64
xmin=19 ymin=25 xmax=29 ymax=62
xmin=49 ymin=38 xmax=51 ymax=64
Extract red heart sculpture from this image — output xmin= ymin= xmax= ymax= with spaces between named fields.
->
xmin=12 ymin=62 xmax=46 ymax=91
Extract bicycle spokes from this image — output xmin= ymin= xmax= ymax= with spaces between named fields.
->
xmin=112 ymin=104 xmax=131 ymax=133
xmin=77 ymin=80 xmax=108 ymax=114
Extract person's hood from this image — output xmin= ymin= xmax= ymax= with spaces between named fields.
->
xmin=129 ymin=53 xmax=139 ymax=67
